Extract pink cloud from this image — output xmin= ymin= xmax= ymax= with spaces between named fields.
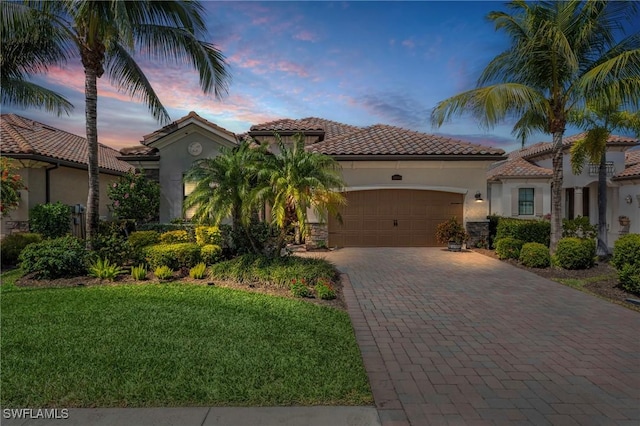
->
xmin=293 ymin=30 xmax=319 ymax=42
xmin=275 ymin=61 xmax=309 ymax=77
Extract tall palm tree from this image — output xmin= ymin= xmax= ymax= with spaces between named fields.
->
xmin=431 ymin=1 xmax=639 ymax=252
xmin=569 ymin=105 xmax=640 ymax=256
xmin=252 ymin=134 xmax=346 ymax=255
xmin=2 ymin=1 xmax=230 ymax=245
xmin=0 ymin=3 xmax=73 ymax=114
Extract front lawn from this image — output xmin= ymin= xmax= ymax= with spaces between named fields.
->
xmin=0 ymin=281 xmax=372 ymax=407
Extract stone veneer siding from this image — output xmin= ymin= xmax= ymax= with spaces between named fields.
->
xmin=306 ymin=223 xmax=328 ymax=249
xmin=466 ymin=221 xmax=490 ymax=249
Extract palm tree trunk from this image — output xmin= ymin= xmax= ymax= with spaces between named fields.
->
xmin=549 ymin=131 xmax=564 ymax=253
xmin=596 ymin=154 xmax=610 ymax=257
xmin=84 ymin=66 xmax=100 ymax=249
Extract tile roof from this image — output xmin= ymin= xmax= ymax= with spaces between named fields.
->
xmin=487 ymin=157 xmax=552 ymax=181
xmin=1 ymin=114 xmax=132 ymax=174
xmin=118 ymin=145 xmax=158 ymax=156
xmin=249 ymin=117 xmax=361 ymax=140
xmin=307 ymin=124 xmax=505 ymax=157
xmin=626 ymin=149 xmax=640 ymax=167
xmin=517 ymin=133 xmax=638 ymax=160
xmin=613 ymin=149 xmax=640 ymax=181
xmin=141 ymin=111 xmax=237 ymax=145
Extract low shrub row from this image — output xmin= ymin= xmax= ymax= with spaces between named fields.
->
xmin=495 ymin=236 xmax=594 ymax=270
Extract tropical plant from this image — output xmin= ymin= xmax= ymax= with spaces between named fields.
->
xmin=431 ymin=1 xmax=640 ymax=252
xmin=0 ymin=157 xmax=26 ymax=215
xmin=88 ymin=258 xmax=126 ymax=281
xmin=130 ymin=264 xmax=148 ymax=281
xmin=315 ymin=278 xmax=336 ymax=300
xmin=154 ymin=265 xmax=174 ymax=281
xmin=2 ymin=1 xmax=230 ymax=246
xmin=569 ymin=105 xmax=640 ymax=256
xmin=189 ymin=262 xmax=208 ymax=279
xmin=108 ymin=171 xmax=160 ymax=225
xmin=19 ymin=235 xmax=88 ymax=279
xmin=0 ymin=4 xmax=72 ymax=114
xmin=251 ymin=133 xmax=346 ymax=255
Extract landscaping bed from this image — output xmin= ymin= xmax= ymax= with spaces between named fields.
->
xmin=473 ymin=248 xmax=640 ymax=311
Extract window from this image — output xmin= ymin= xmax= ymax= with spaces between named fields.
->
xmin=518 ymin=188 xmax=534 ymax=215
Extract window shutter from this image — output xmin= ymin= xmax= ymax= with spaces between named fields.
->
xmin=534 ymin=188 xmax=543 ymax=216
xmin=511 ymin=188 xmax=518 ymax=216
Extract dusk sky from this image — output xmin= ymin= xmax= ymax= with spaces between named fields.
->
xmin=3 ymin=1 xmax=639 ymax=153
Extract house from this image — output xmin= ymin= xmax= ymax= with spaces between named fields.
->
xmin=118 ymin=111 xmax=239 ymax=222
xmin=487 ymin=133 xmax=640 ymax=244
xmin=0 ymin=114 xmax=133 ymax=237
xmin=121 ymin=113 xmax=507 ymax=247
xmin=248 ymin=118 xmax=506 ymax=247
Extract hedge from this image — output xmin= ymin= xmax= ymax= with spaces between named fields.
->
xmin=612 ymin=234 xmax=640 ymax=293
xmin=554 ymin=237 xmax=595 ymax=270
xmin=1 ymin=233 xmax=42 ymax=266
xmin=495 ymin=237 xmax=524 ymax=260
xmin=495 ymin=217 xmax=550 ymax=247
xmin=143 ymin=243 xmax=201 ymax=270
xmin=519 ymin=242 xmax=550 ymax=268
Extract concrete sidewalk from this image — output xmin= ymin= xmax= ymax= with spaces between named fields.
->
xmin=1 ymin=406 xmax=381 ymax=426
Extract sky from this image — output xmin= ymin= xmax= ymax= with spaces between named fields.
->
xmin=3 ymin=1 xmax=639 ymax=154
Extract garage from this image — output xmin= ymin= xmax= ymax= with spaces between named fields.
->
xmin=328 ymin=189 xmax=463 ymax=247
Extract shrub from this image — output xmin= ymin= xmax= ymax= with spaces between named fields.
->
xmin=137 ymin=223 xmax=196 ymax=241
xmin=200 ymin=244 xmax=223 ymax=265
xmin=90 ymin=230 xmax=131 ymax=265
xmin=160 ymin=230 xmax=189 ymax=244
xmin=143 ymin=243 xmax=201 ymax=270
xmin=487 ymin=214 xmax=500 ymax=249
xmin=107 ymin=170 xmax=160 ymax=224
xmin=435 ymin=217 xmax=468 ymax=245
xmin=1 ymin=233 xmax=42 ymax=266
xmin=562 ymin=216 xmax=597 ymax=240
xmin=1 ymin=157 xmax=26 ymax=214
xmin=519 ymin=242 xmax=551 ymax=268
xmin=29 ymin=202 xmax=71 ymax=239
xmin=495 ymin=218 xmax=550 ymax=247
xmin=495 ymin=237 xmax=524 ymax=260
xmin=189 ymin=262 xmax=208 ymax=279
xmin=611 ymin=234 xmax=640 ymax=271
xmin=554 ymin=237 xmax=595 ymax=270
xmin=154 ymin=265 xmax=174 ymax=280
xmin=612 ymin=234 xmax=640 ymax=293
xmin=209 ymin=254 xmax=338 ymax=288
xmin=195 ymin=226 xmax=222 ymax=246
xmin=131 ymin=264 xmax=148 ymax=281
xmin=88 ymin=258 xmax=126 ymax=281
xmin=19 ymin=235 xmax=88 ymax=279
xmin=219 ymin=221 xmax=279 ymax=256
xmin=618 ymin=264 xmax=640 ymax=294
xmin=129 ymin=230 xmax=161 ymax=249
xmin=290 ymin=278 xmax=311 ymax=298
xmin=315 ymin=278 xmax=336 ymax=300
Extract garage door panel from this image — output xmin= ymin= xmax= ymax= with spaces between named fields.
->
xmin=328 ymin=189 xmax=464 ymax=247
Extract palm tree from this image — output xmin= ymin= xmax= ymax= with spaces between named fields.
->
xmin=252 ymin=133 xmax=346 ymax=255
xmin=2 ymin=1 xmax=230 ymax=245
xmin=183 ymin=140 xmax=264 ymax=228
xmin=569 ymin=105 xmax=640 ymax=257
xmin=431 ymin=1 xmax=639 ymax=252
xmin=0 ymin=3 xmax=72 ymax=115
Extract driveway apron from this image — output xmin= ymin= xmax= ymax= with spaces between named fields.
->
xmin=317 ymin=248 xmax=640 ymax=426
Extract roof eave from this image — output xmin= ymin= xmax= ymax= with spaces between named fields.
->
xmin=3 ymin=153 xmax=130 ymax=175
xmin=328 ymin=154 xmax=507 ymax=161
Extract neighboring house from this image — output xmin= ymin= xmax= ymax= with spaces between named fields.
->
xmin=248 ymin=118 xmax=506 ymax=247
xmin=118 ymin=111 xmax=239 ymax=222
xmin=488 ymin=133 xmax=640 ymax=244
xmin=0 ymin=114 xmax=133 ymax=237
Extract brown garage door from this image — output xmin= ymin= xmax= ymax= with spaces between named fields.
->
xmin=328 ymin=189 xmax=463 ymax=247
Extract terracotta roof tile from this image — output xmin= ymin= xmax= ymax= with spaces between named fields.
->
xmin=518 ymin=133 xmax=638 ymax=160
xmin=249 ymin=117 xmax=361 ymax=140
xmin=487 ymin=157 xmax=552 ymax=180
xmin=142 ymin=111 xmax=237 ymax=145
xmin=613 ymin=162 xmax=640 ymax=180
xmin=307 ymin=124 xmax=505 ymax=157
xmin=1 ymin=114 xmax=132 ymax=174
xmin=625 ymin=149 xmax=640 ymax=167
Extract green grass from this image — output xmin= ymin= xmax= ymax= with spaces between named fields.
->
xmin=555 ymin=273 xmax=617 ymax=289
xmin=0 ymin=268 xmax=23 ymax=292
xmin=1 ymin=283 xmax=372 ymax=408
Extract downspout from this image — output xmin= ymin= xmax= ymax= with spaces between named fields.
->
xmin=45 ymin=163 xmax=59 ymax=203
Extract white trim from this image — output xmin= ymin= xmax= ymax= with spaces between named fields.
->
xmin=341 ymin=184 xmax=469 ymax=194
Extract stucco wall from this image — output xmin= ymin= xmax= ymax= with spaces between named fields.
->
xmin=489 ymin=179 xmax=551 ymax=218
xmin=306 ymin=160 xmax=495 ymax=225
xmin=154 ymin=126 xmax=236 ymax=222
xmin=1 ymin=165 xmax=120 ymax=236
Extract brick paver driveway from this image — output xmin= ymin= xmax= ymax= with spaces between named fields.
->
xmin=316 ymin=248 xmax=640 ymax=426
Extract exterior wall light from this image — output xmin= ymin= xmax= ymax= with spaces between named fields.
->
xmin=475 ymin=191 xmax=483 ymax=202
xmin=625 ymin=195 xmax=633 ymax=204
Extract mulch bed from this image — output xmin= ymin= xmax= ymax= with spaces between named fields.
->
xmin=14 ymin=271 xmax=347 ymax=311
xmin=473 ymin=248 xmax=640 ymax=312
